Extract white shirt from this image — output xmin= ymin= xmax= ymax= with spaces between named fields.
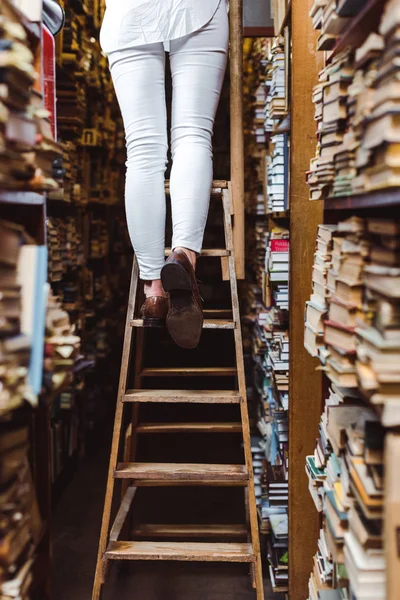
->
xmin=100 ymin=0 xmax=222 ymax=54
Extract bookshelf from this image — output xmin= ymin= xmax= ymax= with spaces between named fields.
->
xmin=302 ymin=0 xmax=400 ymax=599
xmin=243 ymin=32 xmax=292 ymax=594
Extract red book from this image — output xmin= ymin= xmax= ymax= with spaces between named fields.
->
xmin=270 ymin=239 xmax=290 ymax=252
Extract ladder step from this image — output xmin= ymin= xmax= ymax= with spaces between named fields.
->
xmin=114 ymin=462 xmax=249 ymax=484
xmin=165 ymin=248 xmax=229 ymax=257
xmin=139 ymin=367 xmax=237 ymax=377
xmin=132 ymin=524 xmax=248 ymax=539
xmin=105 ymin=541 xmax=255 ymax=562
xmin=131 ymin=319 xmax=235 ymax=330
xmin=123 ymin=390 xmax=241 ymax=404
xmin=165 ymin=180 xmax=228 ymax=194
xmin=136 ymin=422 xmax=243 ymax=434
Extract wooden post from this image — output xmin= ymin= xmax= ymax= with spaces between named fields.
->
xmin=288 ymin=3 xmax=324 ymax=598
xmin=229 ymin=0 xmax=245 ymax=279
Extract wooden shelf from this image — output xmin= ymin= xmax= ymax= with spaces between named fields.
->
xmin=267 ymin=210 xmax=290 ymax=219
xmin=329 ymin=0 xmax=385 ymax=60
xmin=0 ymin=191 xmax=45 ymax=205
xmin=325 ymin=189 xmax=400 ymax=211
xmin=279 ymin=0 xmax=292 ymax=35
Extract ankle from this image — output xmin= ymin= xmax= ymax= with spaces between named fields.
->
xmin=144 ymin=279 xmax=167 ymax=298
xmin=175 ymin=247 xmax=197 ymax=270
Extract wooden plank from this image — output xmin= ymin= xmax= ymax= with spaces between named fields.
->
xmin=325 ymin=189 xmax=400 ymax=211
xmin=105 ymin=541 xmax=255 ymax=562
xmin=222 ymin=188 xmax=264 ymax=599
xmin=385 ymin=434 xmax=400 ymax=600
xmin=329 ymin=0 xmax=384 ymax=60
xmin=165 ymin=248 xmax=229 ymax=257
xmin=109 ymin=486 xmax=136 ymax=542
xmin=203 ymin=309 xmax=232 ymax=318
xmin=164 ymin=180 xmax=228 ymax=194
xmin=0 ymin=191 xmax=45 ymax=205
xmin=230 ymin=1 xmax=245 ymax=279
xmin=92 ymin=257 xmax=139 ymax=600
xmin=123 ymin=389 xmax=241 ymax=403
xmin=289 ymin=3 xmax=324 ymax=599
xmin=132 ymin=524 xmax=248 ymax=539
xmin=139 ymin=367 xmax=237 ymax=377
xmin=136 ymin=422 xmax=243 ymax=434
xmin=130 ymin=319 xmax=235 ymax=330
xmin=114 ymin=462 xmax=249 ymax=483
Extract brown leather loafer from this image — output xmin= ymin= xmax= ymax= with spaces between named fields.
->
xmin=139 ymin=296 xmax=168 ymax=327
xmin=161 ymin=249 xmax=203 ymax=349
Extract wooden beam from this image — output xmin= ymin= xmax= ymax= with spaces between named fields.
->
xmin=230 ymin=0 xmax=245 ymax=279
xmin=289 ymin=2 xmax=324 ymax=598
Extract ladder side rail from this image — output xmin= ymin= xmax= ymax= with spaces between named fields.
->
xmin=92 ymin=256 xmax=140 ymax=600
xmin=229 ymin=0 xmax=245 ymax=279
xmin=222 ymin=189 xmax=265 ymax=600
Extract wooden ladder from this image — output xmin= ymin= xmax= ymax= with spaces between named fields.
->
xmin=91 ymin=182 xmax=264 ymax=599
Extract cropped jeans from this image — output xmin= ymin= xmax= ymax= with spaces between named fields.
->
xmin=108 ymin=1 xmax=229 ymax=280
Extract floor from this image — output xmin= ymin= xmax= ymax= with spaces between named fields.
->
xmin=52 ymin=441 xmax=283 ymax=600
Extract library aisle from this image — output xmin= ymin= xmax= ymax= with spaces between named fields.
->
xmin=1 ymin=0 xmax=400 ymax=599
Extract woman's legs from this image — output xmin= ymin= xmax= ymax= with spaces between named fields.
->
xmin=169 ymin=1 xmax=229 ymax=267
xmin=108 ymin=43 xmax=168 ymax=293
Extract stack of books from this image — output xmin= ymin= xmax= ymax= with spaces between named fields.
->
xmin=305 ymin=385 xmax=385 ymax=599
xmin=0 ymin=1 xmax=60 ymax=192
xmin=311 ymin=0 xmax=356 ymax=51
xmin=0 ymin=415 xmax=42 ymax=599
xmin=251 ymin=305 xmax=289 ymax=593
xmin=305 ymin=215 xmax=400 ymax=419
xmin=0 ymin=220 xmax=30 ymax=414
xmin=356 ymin=2 xmax=400 ymax=193
xmin=243 ymin=37 xmax=270 ymax=215
xmin=309 ymin=1 xmax=400 ymax=201
xmin=356 ymin=217 xmax=400 ymax=426
xmin=43 ymin=290 xmax=81 ymax=392
xmin=268 ymin=37 xmax=286 ymax=120
xmin=265 ymin=227 xmax=290 ymax=310
xmin=307 ymin=51 xmax=354 ymax=201
xmin=267 ymin=133 xmax=289 ymax=212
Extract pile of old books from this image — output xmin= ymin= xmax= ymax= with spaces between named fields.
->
xmin=0 ymin=414 xmax=43 ymax=600
xmin=306 ymin=385 xmax=385 ymax=599
xmin=251 ymin=304 xmax=289 ymax=593
xmin=43 ymin=290 xmax=81 ymax=392
xmin=265 ymin=227 xmax=290 ymax=310
xmin=268 ymin=37 xmax=286 ymax=120
xmin=310 ymin=0 xmax=365 ymax=51
xmin=307 ymin=50 xmax=354 ymax=201
xmin=267 ymin=133 xmax=289 ymax=212
xmin=0 ymin=221 xmax=30 ymax=414
xmin=356 ymin=1 xmax=400 ymax=193
xmin=89 ymin=219 xmax=109 ymax=259
xmin=0 ymin=1 xmax=60 ymax=192
xmin=305 ymin=216 xmax=400 ymax=426
xmin=47 ymin=216 xmax=83 ymax=282
xmin=309 ymin=0 xmax=400 ymax=200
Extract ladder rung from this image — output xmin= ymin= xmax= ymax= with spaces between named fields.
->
xmin=114 ymin=462 xmax=249 ymax=484
xmin=105 ymin=541 xmax=255 ymax=562
xmin=136 ymin=422 xmax=243 ymax=434
xmin=123 ymin=390 xmax=242 ymax=404
xmin=165 ymin=248 xmax=229 ymax=257
xmin=131 ymin=319 xmax=235 ymax=330
xmin=165 ymin=180 xmax=228 ymax=194
xmin=132 ymin=524 xmax=248 ymax=539
xmin=203 ymin=309 xmax=233 ymax=317
xmin=139 ymin=367 xmax=237 ymax=377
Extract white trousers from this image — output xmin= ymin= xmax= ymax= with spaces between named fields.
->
xmin=109 ymin=1 xmax=229 ymax=280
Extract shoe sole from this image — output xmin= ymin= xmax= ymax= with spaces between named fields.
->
xmin=161 ymin=262 xmax=203 ymax=349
